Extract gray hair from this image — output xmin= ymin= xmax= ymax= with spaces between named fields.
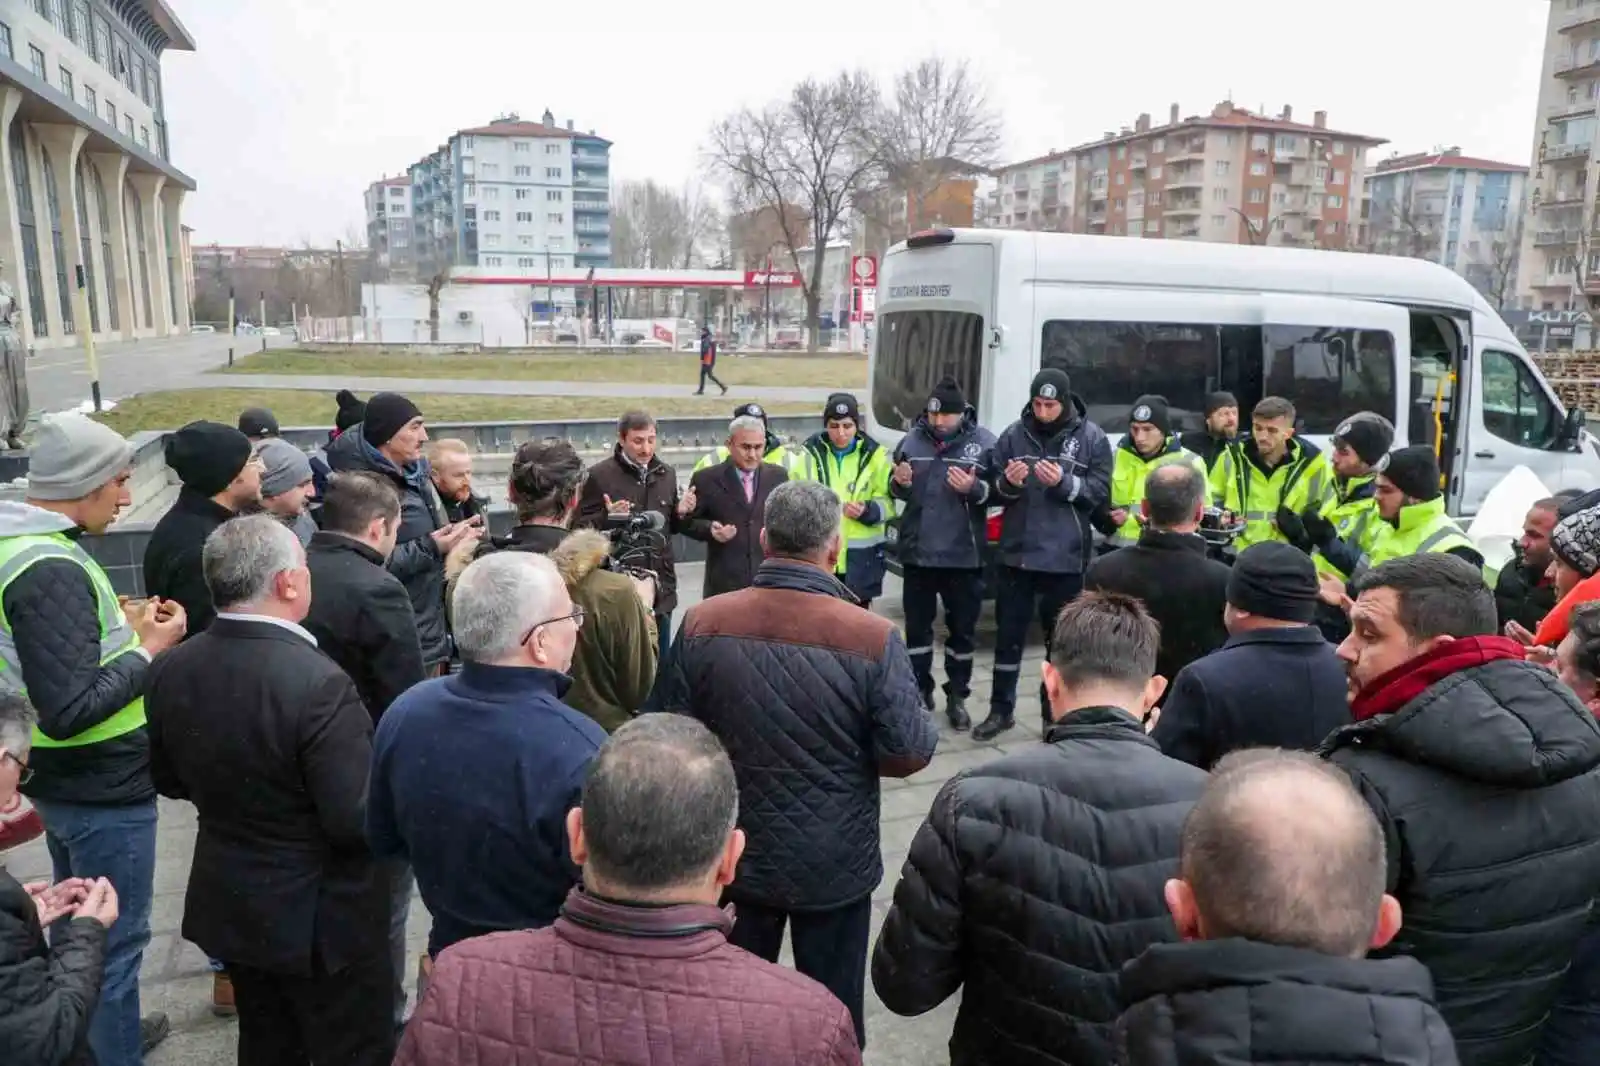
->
xmin=728 ymin=415 xmax=766 ymax=439
xmin=203 ymin=514 xmax=303 ymax=610
xmin=452 ymin=551 xmax=563 ymax=663
xmin=0 ymin=692 xmax=35 ymax=759
xmin=763 ymin=480 xmax=841 ymax=559
xmin=1146 ymin=462 xmax=1206 ymax=529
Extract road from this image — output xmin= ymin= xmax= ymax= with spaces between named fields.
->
xmin=27 ymin=334 xmax=293 ymax=417
xmin=3 ymin=566 xmax=1041 ymax=1066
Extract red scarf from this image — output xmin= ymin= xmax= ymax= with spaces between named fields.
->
xmin=1349 ymin=636 xmax=1527 ymax=722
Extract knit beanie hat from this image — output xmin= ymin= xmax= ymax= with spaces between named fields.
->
xmin=1554 ymin=507 xmax=1600 ymax=577
xmin=734 ymin=402 xmax=768 ymax=424
xmin=1030 ymin=368 xmax=1071 ymax=403
xmin=1129 ymin=394 xmax=1172 ymax=435
xmin=361 ymin=392 xmax=423 ymax=448
xmin=1374 ymin=445 xmax=1441 ymax=503
xmin=824 ymin=393 xmax=860 ymax=424
xmin=1332 ymin=413 xmax=1395 ymax=468
xmin=334 ymin=390 xmax=367 ymax=434
xmin=237 ymin=407 xmax=279 ymax=438
xmin=1228 ymin=542 xmax=1320 ymax=624
xmin=255 ymin=438 xmax=314 ymax=499
xmin=1205 ymin=391 xmax=1239 ymax=417
xmin=26 ymin=413 xmax=134 ymax=501
xmin=927 ymin=376 xmax=965 ymax=414
xmin=165 ymin=421 xmax=254 ymax=497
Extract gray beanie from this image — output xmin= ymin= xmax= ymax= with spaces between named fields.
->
xmin=27 ymin=413 xmax=135 ymax=501
xmin=255 ymin=438 xmax=314 ymax=499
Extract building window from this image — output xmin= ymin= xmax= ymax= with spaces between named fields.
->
xmin=0 ymin=21 xmax=12 ymax=59
xmin=1252 ymin=133 xmax=1270 ymax=151
xmin=1211 ymin=214 xmax=1228 ymax=228
xmin=91 ymin=160 xmax=115 ymax=329
xmin=481 ymin=162 xmax=499 ymax=176
xmin=133 ymin=55 xmax=147 ymax=104
xmin=1150 ymin=166 xmax=1163 ymax=180
xmin=111 ymin=35 xmax=130 ymax=91
xmin=28 ymin=45 xmax=45 ymax=79
xmin=71 ymin=2 xmax=86 ymax=48
xmin=104 ymin=100 xmax=115 ymax=127
xmin=545 ymin=143 xmax=559 ymax=155
xmin=1212 ymin=187 xmax=1229 ymax=202
xmin=123 ymin=114 xmax=132 ymax=139
xmin=1326 ymin=221 xmax=1340 ymax=236
xmin=1214 ymin=160 xmax=1231 ymax=176
xmin=1272 ymin=190 xmax=1288 ymax=206
xmin=1152 ymin=137 xmax=1165 ymax=153
xmin=515 ymin=211 xmax=532 ymax=223
xmin=1313 ymin=164 xmax=1328 ymax=181
xmin=485 ymin=187 xmax=499 ymax=200
xmin=547 ymin=190 xmax=562 ymax=202
xmin=72 ymin=158 xmax=98 ymax=332
xmin=1331 ymin=170 xmax=1346 ymax=185
xmin=484 ymin=256 xmax=502 ymax=267
xmin=126 ymin=180 xmax=152 ymax=328
xmin=1115 ymin=145 xmax=1126 ymax=160
xmin=10 ymin=125 xmax=45 ymax=337
xmin=1275 ymin=135 xmax=1297 ymax=153
xmin=39 ymin=144 xmax=73 ymax=334
xmin=58 ymin=66 xmax=72 ymax=99
xmin=92 ymin=15 xmax=108 ymax=71
xmin=546 ymin=167 xmax=562 ymax=179
xmin=1248 ymin=188 xmax=1266 ymax=204
xmin=389 ymin=186 xmax=403 ymax=198
xmin=518 ymin=235 xmax=533 ymax=247
xmin=1327 ymin=194 xmax=1345 ymax=208
xmin=548 ymin=212 xmax=564 ymax=224
xmin=463 ymin=181 xmax=475 ymax=198
xmin=139 ymin=126 xmax=148 ymax=148
xmin=514 ymin=141 xmax=530 ymax=153
xmin=514 ymin=165 xmax=530 ymax=177
xmin=1332 ymin=141 xmax=1347 ymax=155
xmin=1250 ymin=161 xmax=1267 ymax=176
xmin=515 ymin=188 xmax=530 ymax=200
xmin=84 ymin=84 xmax=94 ymax=114
xmin=482 ymin=233 xmax=499 ymax=247
xmin=483 ymin=210 xmax=500 ymax=222
xmin=517 ymin=257 xmax=534 ymax=268
xmin=1114 ymin=172 xmax=1124 ymax=185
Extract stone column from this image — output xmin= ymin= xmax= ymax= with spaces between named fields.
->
xmin=0 ymin=89 xmax=31 ymax=348
xmin=128 ymin=172 xmax=170 ymax=335
xmin=88 ymin=151 xmax=133 ymax=339
xmin=33 ymin=124 xmax=88 ymax=341
xmin=160 ymin=184 xmax=189 ymax=330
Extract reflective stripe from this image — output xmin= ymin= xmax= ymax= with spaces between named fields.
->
xmin=1107 ymin=534 xmax=1139 ymax=548
xmin=1304 ymin=468 xmax=1327 ymax=506
xmin=992 ymin=663 xmax=1022 ymax=673
xmin=1244 ymin=510 xmax=1271 ymax=521
xmin=948 ymin=652 xmax=975 ymax=662
xmin=1417 ymin=527 xmax=1467 ymax=554
xmin=847 ymin=532 xmax=888 ymax=549
xmin=905 ymin=645 xmax=935 ymax=656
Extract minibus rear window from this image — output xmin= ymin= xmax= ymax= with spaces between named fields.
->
xmin=872 ymin=310 xmax=984 ymax=431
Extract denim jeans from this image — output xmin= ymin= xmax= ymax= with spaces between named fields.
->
xmin=388 ymin=860 xmax=415 ymax=1026
xmin=32 ymin=796 xmax=157 ymax=1066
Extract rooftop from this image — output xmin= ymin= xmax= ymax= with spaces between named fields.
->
xmin=122 ymin=0 xmax=197 ymax=52
xmin=455 ymin=112 xmax=612 ymax=145
xmin=1372 ymin=149 xmax=1528 ymax=176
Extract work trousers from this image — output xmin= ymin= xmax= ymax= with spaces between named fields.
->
xmin=728 ymin=896 xmax=873 ymax=1050
xmin=902 ymin=564 xmax=983 ymax=700
xmin=228 ymin=951 xmax=395 ymax=1066
xmin=697 ymin=364 xmax=726 ymax=393
xmin=990 ymin=566 xmax=1083 ymax=722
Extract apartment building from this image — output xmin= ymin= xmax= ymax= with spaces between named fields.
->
xmin=364 ymin=176 xmax=412 ymax=278
xmin=391 ymin=110 xmax=610 ymax=280
xmin=0 ymin=0 xmax=195 ymax=349
xmin=857 ymin=162 xmax=982 ymax=256
xmin=1363 ymin=150 xmax=1526 ymax=305
xmin=981 ymin=100 xmax=1384 ymax=249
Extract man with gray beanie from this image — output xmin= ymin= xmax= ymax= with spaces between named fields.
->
xmin=256 ymin=438 xmax=318 ymax=545
xmin=2 ymin=412 xmax=188 ymax=1063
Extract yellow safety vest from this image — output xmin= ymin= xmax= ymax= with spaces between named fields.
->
xmin=798 ymin=436 xmax=894 ymax=576
xmin=1313 ymin=475 xmax=1381 ymax=580
xmin=1107 ymin=437 xmax=1208 ymax=548
xmin=1365 ymin=496 xmax=1474 ymax=571
xmin=1213 ymin=439 xmax=1334 ymax=551
xmin=694 ymin=442 xmax=798 ymax=474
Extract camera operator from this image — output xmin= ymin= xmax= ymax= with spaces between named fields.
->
xmin=448 ymin=438 xmax=658 ymax=731
xmin=577 ymin=410 xmax=693 ymax=656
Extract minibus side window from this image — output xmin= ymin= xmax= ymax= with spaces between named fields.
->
xmin=1040 ymin=321 xmax=1220 ymax=434
xmin=1481 ymin=349 xmax=1560 ymax=449
xmin=1262 ymin=325 xmax=1395 ymax=434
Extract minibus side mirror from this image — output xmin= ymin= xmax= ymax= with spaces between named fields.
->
xmin=1559 ymin=406 xmax=1588 ymax=450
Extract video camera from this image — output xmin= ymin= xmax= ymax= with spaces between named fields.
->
xmin=602 ymin=510 xmax=667 ymax=606
xmin=1199 ymin=506 xmax=1246 ymax=549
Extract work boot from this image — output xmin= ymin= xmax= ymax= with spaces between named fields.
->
xmin=141 ymin=1012 xmax=171 ymax=1054
xmin=212 ymin=970 xmax=237 ymax=1017
xmin=971 ymin=710 xmax=1014 ymax=742
xmin=946 ymin=694 xmax=972 ymax=732
xmin=919 ymin=689 xmax=936 ymax=713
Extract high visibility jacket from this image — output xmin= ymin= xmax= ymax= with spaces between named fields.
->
xmin=1312 ymin=475 xmax=1381 ymax=579
xmin=1366 ymin=496 xmax=1474 ymax=571
xmin=1107 ymin=436 xmax=1208 ymax=547
xmin=0 ymin=533 xmax=145 ymax=748
xmin=798 ymin=433 xmax=894 ymax=599
xmin=1212 ymin=438 xmax=1334 ymax=551
xmin=693 ymin=436 xmax=799 ymax=475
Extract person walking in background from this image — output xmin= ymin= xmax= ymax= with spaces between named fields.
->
xmin=254 ymin=438 xmax=318 ymax=545
xmin=1498 ymin=497 xmax=1563 ymax=638
xmin=367 ymin=552 xmax=604 ymax=960
xmin=798 ymin=393 xmax=894 ymax=609
xmin=395 ymin=715 xmax=863 ymax=1066
xmin=694 ymin=325 xmax=728 ymax=396
xmin=978 ymin=368 xmax=1113 ymax=740
xmin=653 ymin=480 xmax=936 ymax=1047
xmin=6 ymin=413 xmax=187 ymax=1063
xmin=1117 ymin=750 xmax=1458 ymax=1066
xmin=1177 ymin=391 xmax=1239 ymax=477
xmin=1154 ymin=542 xmax=1349 ymax=769
xmin=426 ymin=439 xmax=485 ymax=525
xmin=872 ymin=592 xmax=1205 ymax=1066
xmin=146 ymin=516 xmax=394 ymax=1066
xmin=144 ymin=420 xmax=262 ymax=636
xmin=890 ymin=376 xmax=995 ymax=731
xmin=681 ymin=415 xmax=789 ymax=598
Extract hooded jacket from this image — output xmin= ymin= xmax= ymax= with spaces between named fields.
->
xmin=1321 ymin=643 xmax=1600 ymax=1066
xmin=326 ymin=428 xmax=452 ymax=666
xmin=0 ymin=868 xmax=106 ymax=1066
xmin=889 ymin=408 xmax=996 ymax=571
xmin=991 ymin=396 xmax=1113 ymax=574
xmin=575 ymin=445 xmax=685 ymax=615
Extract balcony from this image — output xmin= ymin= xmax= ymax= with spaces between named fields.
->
xmin=575 ymin=220 xmax=610 ymax=235
xmin=1129 ymin=155 xmax=1147 ymax=171
xmin=572 ymin=173 xmax=608 ymax=188
xmin=1541 ymin=185 xmax=1588 ymax=207
xmin=1546 ymin=141 xmax=1593 ymax=164
xmin=573 ymin=150 xmax=609 ymax=164
xmin=1549 ymin=98 xmax=1599 ymax=120
xmin=1555 ymin=55 xmax=1600 ymax=78
xmin=1165 ymin=198 xmax=1203 ymax=216
xmin=1170 ymin=224 xmax=1201 ymax=239
xmin=1166 ymin=140 xmax=1206 ymax=162
xmin=1561 ymin=5 xmax=1600 ymax=33
xmin=573 ymin=199 xmax=608 ymax=214
xmin=1165 ymin=166 xmax=1204 ymax=190
xmin=1537 ymin=227 xmax=1585 ymax=247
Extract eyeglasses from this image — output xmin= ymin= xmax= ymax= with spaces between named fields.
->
xmin=520 ymin=605 xmax=586 ymax=647
xmin=2 ymin=749 xmax=32 ymax=786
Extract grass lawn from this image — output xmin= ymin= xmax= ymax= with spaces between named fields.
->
xmin=89 ymin=389 xmax=814 ymax=436
xmin=215 ymin=348 xmax=868 ymax=390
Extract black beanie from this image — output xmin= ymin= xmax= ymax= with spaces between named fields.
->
xmin=927 ymin=376 xmax=965 ymax=414
xmin=1129 ymin=394 xmax=1171 ymax=435
xmin=1205 ymin=391 xmax=1239 ymax=417
xmin=734 ymin=402 xmax=768 ymax=423
xmin=1332 ymin=413 xmax=1395 ymax=468
xmin=1228 ymin=542 xmax=1320 ymax=624
xmin=335 ymin=389 xmax=367 ymax=433
xmin=1030 ymin=368 xmax=1071 ymax=403
xmin=824 ymin=392 xmax=860 ymax=424
xmin=237 ymin=407 xmax=279 ymax=438
xmin=1374 ymin=445 xmax=1441 ymax=502
xmin=362 ymin=392 xmax=423 ymax=447
xmin=165 ymin=421 xmax=254 ymax=497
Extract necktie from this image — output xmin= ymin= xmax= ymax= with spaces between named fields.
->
xmin=742 ymin=470 xmax=755 ymax=502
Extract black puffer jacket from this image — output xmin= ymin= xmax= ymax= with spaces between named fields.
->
xmin=326 ymin=428 xmax=451 ymax=666
xmin=1322 ymin=656 xmax=1600 ymax=1066
xmin=142 ymin=487 xmax=237 ymax=636
xmin=1116 ymin=939 xmax=1459 ymax=1066
xmin=0 ymin=868 xmax=106 ymax=1066
xmin=871 ymin=706 xmax=1207 ymax=1066
xmin=649 ymin=560 xmax=938 ymax=909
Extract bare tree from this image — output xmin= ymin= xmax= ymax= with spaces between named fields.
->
xmin=1360 ymin=199 xmax=1441 ymax=258
xmin=709 ymin=71 xmax=882 ymax=350
xmin=1476 ymin=213 xmax=1525 ymax=311
xmin=610 ymin=179 xmax=725 ymax=316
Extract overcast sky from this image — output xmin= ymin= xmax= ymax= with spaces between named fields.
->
xmin=164 ymin=0 xmax=1551 ymax=247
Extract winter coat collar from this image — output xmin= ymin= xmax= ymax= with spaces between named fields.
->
xmin=554 ymin=888 xmax=733 ymax=958
xmin=1134 ymin=529 xmax=1210 ymax=556
xmin=912 ymin=406 xmax=980 ymax=445
xmin=503 ymin=523 xmax=568 ymax=554
xmin=308 ymin=530 xmax=385 ymax=567
xmin=1118 ymin=433 xmax=1184 ymax=461
xmin=175 ymin=485 xmax=237 ymax=524
xmin=1336 ymin=473 xmax=1378 ymax=505
xmin=1220 ymin=624 xmax=1329 ymax=651
xmin=453 ymin=660 xmax=573 ymax=702
xmin=1020 ymin=393 xmax=1088 ymax=443
xmin=753 ymin=559 xmax=858 ymax=602
xmin=1044 ymin=704 xmax=1157 ymax=747
xmin=1242 ymin=434 xmax=1321 ymax=477
xmin=610 ymin=444 xmax=667 ymax=482
xmin=1349 ymin=636 xmax=1525 ymax=722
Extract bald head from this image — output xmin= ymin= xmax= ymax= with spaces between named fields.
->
xmin=1180 ymin=750 xmax=1386 ymax=957
xmin=1143 ymin=461 xmax=1206 ymax=531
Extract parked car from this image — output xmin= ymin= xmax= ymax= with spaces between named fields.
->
xmin=261 ymin=327 xmax=282 ymax=336
xmin=190 ymin=324 xmax=216 ymax=334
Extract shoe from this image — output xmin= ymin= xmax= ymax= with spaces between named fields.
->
xmin=971 ymin=712 xmax=1015 ymax=742
xmin=720 ymin=385 xmax=729 ymax=395
xmin=693 ymin=390 xmax=705 ymax=396
xmin=946 ymin=694 xmax=971 ymax=732
xmin=212 ymin=971 xmax=237 ymax=1017
xmin=919 ymin=689 xmax=935 ymax=713
xmin=141 ymin=1012 xmax=171 ymax=1054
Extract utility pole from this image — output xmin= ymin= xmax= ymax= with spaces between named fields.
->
xmin=335 ymin=240 xmax=351 ymax=342
xmin=258 ymin=290 xmax=267 ymax=351
xmin=75 ymin=266 xmax=100 ymax=411
xmin=226 ymin=286 xmax=235 ymax=366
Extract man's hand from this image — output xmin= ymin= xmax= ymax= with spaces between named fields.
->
xmin=431 ymin=521 xmax=479 ymax=554
xmin=1004 ymin=459 xmax=1030 ymax=487
xmin=1034 ymin=460 xmax=1064 ymax=487
xmin=946 ymin=465 xmax=976 ymax=494
xmin=1275 ymin=505 xmax=1310 ymax=551
xmin=843 ymin=501 xmax=866 ymax=520
xmin=1108 ymin=508 xmax=1129 ymax=528
xmin=710 ymin=522 xmax=737 ymax=544
xmin=137 ymin=598 xmax=186 ymax=654
xmin=675 ymin=485 xmax=698 ymax=517
xmin=118 ymin=596 xmax=150 ymax=629
xmin=603 ymin=494 xmax=632 ymax=516
xmin=1505 ymin=620 xmax=1536 ymax=647
xmin=72 ymin=877 xmax=118 ymax=928
xmin=28 ymin=878 xmax=89 ymax=926
xmin=893 ymin=461 xmax=914 ymax=488
xmin=1301 ymin=507 xmax=1336 ymax=546
xmin=1529 ymin=644 xmax=1558 ymax=667
xmin=630 ymin=573 xmax=656 ymax=609
xmin=1317 ymin=573 xmax=1351 ymax=612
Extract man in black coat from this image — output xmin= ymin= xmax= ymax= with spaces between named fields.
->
xmin=1085 ymin=462 xmax=1229 ymax=689
xmin=1154 ymin=542 xmax=1349 ymax=770
xmin=143 ymin=420 xmax=262 ymax=637
xmin=147 ymin=515 xmax=394 ymax=1066
xmin=872 ymin=591 xmax=1206 ymax=1066
xmin=680 ymin=415 xmax=787 ymax=598
xmin=1117 ymin=749 xmax=1458 ymax=1066
xmin=1495 ymin=496 xmax=1560 ymax=637
xmin=1323 ymin=553 xmax=1600 ymax=1066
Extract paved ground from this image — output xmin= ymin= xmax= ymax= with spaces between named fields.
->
xmin=28 ymin=334 xmax=297 ymax=417
xmin=2 ymin=565 xmax=1045 ymax=1066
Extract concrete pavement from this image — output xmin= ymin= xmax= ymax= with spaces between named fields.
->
xmin=27 ymin=334 xmax=296 ymax=416
xmin=1 ymin=565 xmax=1046 ymax=1066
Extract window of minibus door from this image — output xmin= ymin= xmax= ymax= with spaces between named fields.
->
xmin=1407 ymin=312 xmax=1469 ymax=508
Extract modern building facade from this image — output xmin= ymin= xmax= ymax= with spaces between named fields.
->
xmin=980 ymin=100 xmax=1384 ymax=250
xmin=388 ymin=110 xmax=611 ymax=281
xmin=0 ymin=0 xmax=194 ymax=350
xmin=1363 ymin=149 xmax=1526 ymax=306
xmin=364 ymin=175 xmax=411 ymax=278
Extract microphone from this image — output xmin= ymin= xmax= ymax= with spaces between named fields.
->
xmin=606 ymin=509 xmax=666 ymax=534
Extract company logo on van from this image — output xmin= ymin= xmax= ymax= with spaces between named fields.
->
xmin=888 ymin=284 xmax=953 ymax=298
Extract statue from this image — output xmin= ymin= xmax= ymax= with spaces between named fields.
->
xmin=0 ymin=261 xmax=28 ymax=450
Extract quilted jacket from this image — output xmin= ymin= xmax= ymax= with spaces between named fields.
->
xmin=0 ymin=868 xmax=106 ymax=1066
xmin=871 ymin=706 xmax=1206 ymax=1066
xmin=395 ymin=888 xmax=861 ymax=1066
xmin=650 ymin=560 xmax=938 ymax=909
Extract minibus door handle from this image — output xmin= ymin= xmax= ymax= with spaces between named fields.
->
xmin=1473 ymin=449 xmax=1495 ymax=459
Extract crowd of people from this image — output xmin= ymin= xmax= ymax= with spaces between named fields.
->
xmin=0 ymin=365 xmax=1599 ymax=1066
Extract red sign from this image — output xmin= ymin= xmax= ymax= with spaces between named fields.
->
xmin=652 ymin=323 xmax=674 ymax=344
xmin=743 ymin=270 xmax=802 ymax=287
xmin=851 ymin=255 xmax=878 ymax=287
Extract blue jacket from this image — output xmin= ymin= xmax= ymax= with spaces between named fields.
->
xmin=366 ymin=662 xmax=606 ymax=955
xmin=890 ymin=409 xmax=996 ymax=571
xmin=991 ymin=397 xmax=1113 ymax=574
